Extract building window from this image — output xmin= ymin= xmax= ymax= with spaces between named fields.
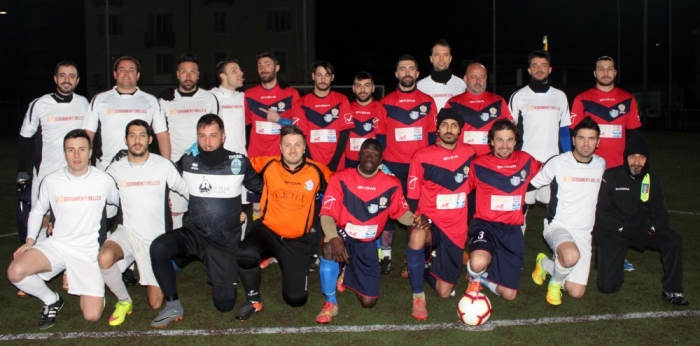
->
xmin=97 ymin=14 xmax=122 ymax=36
xmin=267 ymin=10 xmax=291 ymax=32
xmin=146 ymin=13 xmax=175 ymax=47
xmin=272 ymin=50 xmax=287 ymax=73
xmin=213 ymin=11 xmax=227 ymax=34
xmin=155 ymin=53 xmax=173 ymax=75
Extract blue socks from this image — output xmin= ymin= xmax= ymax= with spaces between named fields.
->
xmin=319 ymin=257 xmax=339 ymax=305
xmin=406 ymin=247 xmax=425 ymax=294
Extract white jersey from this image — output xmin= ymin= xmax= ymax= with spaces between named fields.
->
xmin=19 ymin=93 xmax=89 ymax=178
xmin=417 ymin=75 xmax=466 ymax=110
xmin=530 ymin=152 xmax=606 ymax=234
xmin=106 ymin=153 xmax=188 ymax=245
xmin=27 ymin=167 xmax=119 ymax=250
xmin=160 ymin=88 xmax=220 ymax=162
xmin=210 ymin=86 xmax=246 ymax=154
xmin=84 ymin=87 xmax=168 ymax=170
xmin=509 ymin=85 xmax=571 ymax=162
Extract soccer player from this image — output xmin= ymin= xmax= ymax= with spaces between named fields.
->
xmin=508 ymin=50 xmax=571 ymax=232
xmin=148 ymin=114 xmax=262 ymax=328
xmin=18 ymin=61 xmax=89 ymax=245
xmin=595 ymin=135 xmax=688 ymax=305
xmin=294 ymin=60 xmax=353 ymax=172
xmin=244 ymin=52 xmax=300 ymax=221
xmin=417 ymin=39 xmax=466 ymax=110
xmin=405 ymin=108 xmax=477 ymax=320
xmin=316 ymin=139 xmax=429 ymax=323
xmin=210 ymin=58 xmax=246 ymax=154
xmin=375 ymin=54 xmax=438 ymax=274
xmin=99 ymin=120 xmax=188 ymax=326
xmin=464 ymin=119 xmax=541 ymax=301
xmin=8 ymin=130 xmax=119 ymax=329
xmin=159 ymin=53 xmax=219 ymax=229
xmin=235 ymin=125 xmax=333 ymax=320
xmin=342 ymin=71 xmax=384 ymax=170
xmin=530 ymin=116 xmax=606 ymax=305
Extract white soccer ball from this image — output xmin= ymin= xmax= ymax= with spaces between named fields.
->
xmin=457 ymin=291 xmax=492 ymax=326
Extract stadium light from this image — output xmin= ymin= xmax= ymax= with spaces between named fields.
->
xmin=0 ymin=11 xmax=7 ymax=14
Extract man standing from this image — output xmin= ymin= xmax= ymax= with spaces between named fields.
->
xmin=295 ymin=60 xmax=353 ymax=172
xmin=235 ymin=125 xmax=332 ymax=320
xmin=595 ymin=135 xmax=688 ymax=305
xmin=316 ymin=139 xmax=428 ymax=323
xmin=18 ymin=61 xmax=89 ymax=244
xmin=530 ymin=117 xmax=606 ymax=305
xmin=464 ymin=119 xmax=541 ymax=301
xmin=405 ymin=109 xmax=476 ymax=320
xmin=210 ymin=58 xmax=246 ymax=154
xmin=343 ymin=71 xmax=384 ymax=169
xmin=99 ymin=120 xmax=188 ymax=326
xmin=159 ymin=53 xmax=219 ymax=229
xmin=148 ymin=114 xmax=262 ymax=328
xmin=8 ymin=130 xmax=119 ymax=329
xmin=375 ymin=54 xmax=437 ymax=274
xmin=417 ymin=39 xmax=466 ymax=110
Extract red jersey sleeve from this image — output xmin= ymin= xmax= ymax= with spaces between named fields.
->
xmin=625 ymin=97 xmax=642 ymax=129
xmin=406 ymin=154 xmax=423 ymax=200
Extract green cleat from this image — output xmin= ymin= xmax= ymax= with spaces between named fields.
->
xmin=546 ymin=280 xmax=563 ymax=306
xmin=532 ymin=253 xmax=548 ymax=286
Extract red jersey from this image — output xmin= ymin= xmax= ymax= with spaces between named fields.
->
xmin=467 ymin=151 xmax=541 ymax=226
xmin=376 ymin=88 xmax=437 ymax=164
xmin=570 ymin=87 xmax=641 ymax=168
xmin=343 ymin=100 xmax=384 ymax=163
xmin=407 ymin=142 xmax=477 ymax=248
xmin=444 ymin=91 xmax=513 ymax=156
xmin=295 ymin=91 xmax=354 ymax=167
xmin=320 ymin=168 xmax=408 ymax=242
xmin=244 ymin=84 xmax=300 ymax=157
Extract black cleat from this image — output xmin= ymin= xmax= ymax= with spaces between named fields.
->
xmin=235 ymin=301 xmax=263 ymax=321
xmin=308 ymin=254 xmax=320 ymax=272
xmin=662 ymin=291 xmax=689 ymax=305
xmin=122 ymin=268 xmax=138 ymax=286
xmin=379 ymin=256 xmax=392 ymax=275
xmin=38 ymin=295 xmax=64 ymax=330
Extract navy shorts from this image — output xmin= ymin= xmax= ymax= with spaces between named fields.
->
xmin=468 ymin=219 xmax=524 ymax=290
xmin=383 ymin=160 xmax=409 ymax=195
xmin=339 ymin=230 xmax=381 ymax=298
xmin=428 ymin=223 xmax=464 ymax=286
xmin=246 ymin=190 xmax=261 ymax=203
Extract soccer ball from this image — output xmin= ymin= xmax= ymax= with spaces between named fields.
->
xmin=457 ymin=291 xmax=492 ymax=326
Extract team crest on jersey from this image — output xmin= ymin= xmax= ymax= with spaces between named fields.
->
xmin=609 ymin=109 xmax=619 ymax=118
xmin=305 ymin=179 xmax=314 ymax=191
xmin=419 ymin=105 xmax=428 ymax=114
xmin=55 ymin=195 xmax=63 ymax=204
xmin=379 ymin=197 xmax=388 ymax=208
xmin=520 ymin=170 xmax=527 ymax=179
xmin=463 ymin=166 xmax=470 ymax=176
xmin=231 ymin=159 xmax=242 ymax=175
xmin=455 ymin=173 xmax=464 ymax=183
xmin=278 ymin=102 xmax=286 ymax=111
xmin=331 ymin=108 xmax=339 ymax=116
xmin=410 ymin=111 xmax=419 ymax=120
xmin=490 ymin=107 xmax=498 ymax=116
xmin=199 ymin=177 xmax=212 ymax=195
xmin=367 ymin=204 xmax=378 ymax=214
xmin=642 ymin=182 xmax=650 ymax=194
xmin=618 ymin=104 xmax=626 ymax=113
xmin=510 ymin=176 xmax=521 ymax=186
xmin=363 ymin=122 xmax=373 ymax=131
xmin=324 ymin=114 xmax=333 ymax=122
xmin=480 ymin=113 xmax=489 ymax=121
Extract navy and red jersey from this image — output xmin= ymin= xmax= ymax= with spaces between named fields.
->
xmin=467 ymin=151 xmax=542 ymax=226
xmin=320 ymin=169 xmax=409 ymax=242
xmin=343 ymin=100 xmax=384 ymax=163
xmin=407 ymin=142 xmax=477 ymax=248
xmin=244 ymin=84 xmax=300 ymax=157
xmin=376 ymin=88 xmax=437 ymax=164
xmin=444 ymin=91 xmax=513 ymax=156
xmin=295 ymin=91 xmax=354 ymax=167
xmin=570 ymin=87 xmax=641 ymax=168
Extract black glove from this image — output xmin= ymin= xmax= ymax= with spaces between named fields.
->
xmin=16 ymin=171 xmax=30 ymax=183
xmin=619 ymin=221 xmax=654 ymax=250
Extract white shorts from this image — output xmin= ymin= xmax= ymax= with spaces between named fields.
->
xmin=170 ymin=190 xmax=189 ymax=213
xmin=526 ymin=185 xmax=551 ymax=205
xmin=107 ymin=225 xmax=158 ymax=287
xmin=543 ymin=222 xmax=592 ymax=286
xmin=34 ymin=239 xmax=104 ymax=297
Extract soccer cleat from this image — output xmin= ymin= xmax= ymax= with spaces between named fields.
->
xmin=336 ymin=268 xmax=346 ymax=293
xmin=38 ymin=295 xmax=64 ymax=330
xmin=623 ymin=259 xmax=636 ymax=272
xmin=108 ymin=300 xmax=134 ymax=326
xmin=235 ymin=301 xmax=263 ymax=321
xmin=532 ymin=253 xmax=549 ymax=285
xmin=662 ymin=291 xmax=689 ymax=306
xmin=122 ymin=268 xmax=138 ymax=286
xmin=151 ymin=305 xmax=184 ymax=328
xmin=260 ymin=257 xmax=277 ymax=269
xmin=17 ymin=290 xmax=27 ymax=297
xmin=546 ymin=280 xmax=563 ymax=306
xmin=466 ymin=277 xmax=482 ymax=294
xmin=308 ymin=254 xmax=320 ymax=272
xmin=62 ymin=272 xmax=69 ymax=291
xmin=400 ymin=266 xmax=409 ymax=278
xmin=379 ymin=256 xmax=391 ymax=275
xmin=315 ymin=302 xmax=338 ymax=324
xmin=411 ymin=298 xmax=428 ymax=320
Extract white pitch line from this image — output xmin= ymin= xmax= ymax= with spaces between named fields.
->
xmin=669 ymin=210 xmax=700 ymax=216
xmin=0 ymin=232 xmax=17 ymax=238
xmin=1 ymin=310 xmax=699 ymax=341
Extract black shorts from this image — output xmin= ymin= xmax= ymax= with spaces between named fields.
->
xmin=428 ymin=223 xmax=464 ymax=286
xmin=339 ymin=231 xmax=381 ymax=298
xmin=169 ymin=227 xmax=240 ymax=290
xmin=468 ymin=219 xmax=524 ymax=290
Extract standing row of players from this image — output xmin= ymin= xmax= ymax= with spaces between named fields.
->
xmin=12 ymin=38 xmax=687 ymax=329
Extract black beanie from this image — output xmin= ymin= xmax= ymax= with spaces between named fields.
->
xmin=436 ymin=108 xmax=464 ymax=129
xmin=623 ymin=135 xmax=650 ymax=159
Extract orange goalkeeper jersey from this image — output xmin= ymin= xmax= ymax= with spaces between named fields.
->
xmin=250 ymin=156 xmax=333 ymax=238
